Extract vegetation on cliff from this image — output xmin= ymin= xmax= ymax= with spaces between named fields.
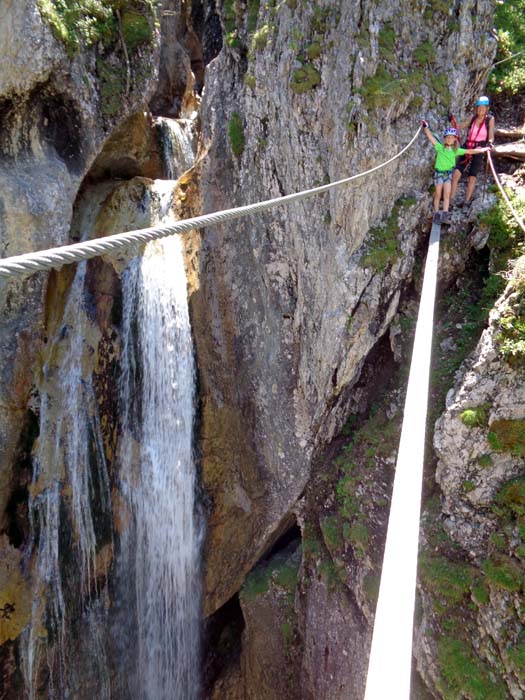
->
xmin=36 ymin=0 xmax=156 ymax=55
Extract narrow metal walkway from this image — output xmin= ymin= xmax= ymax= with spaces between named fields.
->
xmin=364 ymin=221 xmax=441 ymax=700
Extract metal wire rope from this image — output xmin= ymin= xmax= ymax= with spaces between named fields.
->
xmin=487 ymin=151 xmax=525 ymax=235
xmin=0 ymin=126 xmax=422 ymax=279
xmin=493 ymin=49 xmax=525 ymax=66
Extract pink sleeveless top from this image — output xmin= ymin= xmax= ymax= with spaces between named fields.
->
xmin=466 ymin=118 xmax=488 ymax=147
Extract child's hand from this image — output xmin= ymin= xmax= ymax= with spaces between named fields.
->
xmin=422 ymin=119 xmax=429 ymax=128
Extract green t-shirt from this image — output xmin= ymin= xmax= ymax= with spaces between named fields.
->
xmin=434 ymin=142 xmax=466 ymax=172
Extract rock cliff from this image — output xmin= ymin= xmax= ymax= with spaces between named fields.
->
xmin=2 ymin=0 xmax=519 ymax=699
xmin=416 ymin=261 xmax=525 ymax=699
xmin=193 ymin=0 xmax=496 ymax=614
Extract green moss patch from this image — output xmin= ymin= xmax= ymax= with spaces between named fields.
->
xmin=419 ymin=555 xmax=474 ymax=606
xmin=477 ymin=454 xmax=493 ymax=468
xmin=97 ymin=57 xmax=127 ymax=116
xmin=487 ymin=419 xmax=525 ymax=456
xmin=121 ymin=9 xmax=152 ymax=51
xmin=508 ymin=642 xmax=525 ymax=681
xmin=483 ymin=555 xmax=522 ymax=592
xmin=359 ymin=196 xmax=414 ymax=271
xmin=495 ymin=477 xmax=525 ymax=517
xmin=359 ymin=66 xmax=406 ymax=110
xmin=460 ymin=404 xmax=490 ymax=428
xmin=378 ymin=23 xmax=395 ymax=63
xmin=413 ymin=41 xmax=436 ymax=65
xmin=228 ymin=111 xmax=245 ymax=158
xmin=481 ymin=195 xmax=525 ymax=271
xmin=241 ymin=546 xmax=300 ymax=601
xmin=36 ymin=0 xmax=155 ymax=55
xmin=320 ymin=514 xmax=344 ymax=551
xmin=429 ymin=72 xmax=450 ymax=104
xmin=346 ymin=521 xmax=369 ymax=555
xmin=252 ymin=23 xmax=270 ymax=50
xmin=290 ymin=64 xmax=321 ymax=94
xmin=438 ymin=637 xmax=506 ymax=700
xmin=305 ymin=41 xmax=322 ymax=60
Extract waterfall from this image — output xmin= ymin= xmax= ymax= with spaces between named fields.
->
xmin=22 ymin=256 xmax=112 ymax=700
xmin=20 ymin=115 xmax=200 ymax=699
xmin=118 ymin=179 xmax=202 ymax=700
xmin=156 ymin=117 xmax=195 ymax=179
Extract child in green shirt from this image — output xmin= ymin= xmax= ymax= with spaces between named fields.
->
xmin=422 ymin=121 xmax=489 ymax=225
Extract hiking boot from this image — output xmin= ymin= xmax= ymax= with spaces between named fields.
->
xmin=432 ymin=212 xmax=441 ymax=224
xmin=441 ymin=211 xmax=451 ymax=226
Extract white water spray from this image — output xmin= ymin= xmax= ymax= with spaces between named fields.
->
xmin=119 ymin=180 xmax=201 ymax=700
xmin=23 ymin=255 xmax=112 ymax=700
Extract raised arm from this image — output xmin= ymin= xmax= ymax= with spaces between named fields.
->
xmin=422 ymin=121 xmax=438 ymax=146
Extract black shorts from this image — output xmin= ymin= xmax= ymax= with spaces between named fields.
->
xmin=455 ymin=152 xmax=486 ymax=178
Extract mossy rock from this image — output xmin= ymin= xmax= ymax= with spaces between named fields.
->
xmin=477 ymin=454 xmax=493 ymax=468
xmin=290 ymin=64 xmax=321 ymax=94
xmin=359 ymin=200 xmax=402 ymax=271
xmin=0 ymin=536 xmax=32 ymax=645
xmin=321 ymin=514 xmax=344 ymax=551
xmin=97 ymin=58 xmax=127 ymax=117
xmin=241 ymin=545 xmax=300 ymax=601
xmin=359 ymin=65 xmax=406 ymax=110
xmin=37 ymin=0 xmax=155 ymax=55
xmin=487 ymin=419 xmax=525 ymax=456
xmin=508 ymin=643 xmax=525 ymax=682
xmin=228 ymin=111 xmax=245 ymax=157
xmin=244 ymin=73 xmax=256 ymax=89
xmin=460 ymin=404 xmax=490 ymax=428
xmin=37 ymin=0 xmax=117 ymax=54
xmin=413 ymin=41 xmax=436 ymax=65
xmin=247 ymin=0 xmax=260 ymax=32
xmin=495 ymin=477 xmax=525 ymax=517
xmin=305 ymin=41 xmax=322 ymax=60
xmin=483 ymin=554 xmax=522 ymax=592
xmin=378 ymin=23 xmax=395 ymax=63
xmin=419 ymin=554 xmax=473 ymax=605
xmin=252 ymin=24 xmax=271 ymax=51
xmin=429 ymin=72 xmax=451 ymax=104
xmin=121 ymin=9 xmax=152 ymax=51
xmin=438 ymin=637 xmax=506 ymax=700
xmin=345 ymin=520 xmax=369 ymax=554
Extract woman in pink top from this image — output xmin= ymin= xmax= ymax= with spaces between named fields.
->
xmin=450 ymin=96 xmax=495 ymax=209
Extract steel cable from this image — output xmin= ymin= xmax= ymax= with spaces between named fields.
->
xmin=0 ymin=126 xmax=422 ymax=279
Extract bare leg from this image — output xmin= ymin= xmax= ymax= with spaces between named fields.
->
xmin=465 ymin=175 xmax=477 ymax=203
xmin=434 ymin=183 xmax=443 ymax=212
xmin=442 ymin=182 xmax=451 ymax=211
xmin=450 ymin=169 xmax=462 ymax=200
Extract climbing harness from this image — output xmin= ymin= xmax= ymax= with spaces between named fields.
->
xmin=487 ymin=152 xmax=525 ymax=234
xmin=364 ymin=218 xmax=441 ymax=700
xmin=0 ymin=127 xmax=422 ymax=280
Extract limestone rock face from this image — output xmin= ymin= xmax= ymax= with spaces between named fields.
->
xmin=415 ymin=266 xmax=525 ymax=699
xmin=192 ymin=0 xmax=497 ymax=614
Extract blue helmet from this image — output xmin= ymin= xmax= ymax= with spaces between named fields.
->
xmin=443 ymin=127 xmax=459 ymax=137
xmin=476 ymin=95 xmax=490 ymax=106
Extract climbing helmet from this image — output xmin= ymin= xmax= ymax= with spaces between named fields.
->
xmin=443 ymin=127 xmax=459 ymax=137
xmin=476 ymin=95 xmax=490 ymax=106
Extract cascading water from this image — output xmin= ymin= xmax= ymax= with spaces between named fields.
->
xmin=156 ymin=117 xmax=196 ymax=179
xmin=21 ymin=117 xmax=200 ymax=699
xmin=22 ymin=257 xmax=113 ymax=698
xmin=118 ymin=178 xmax=202 ymax=699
